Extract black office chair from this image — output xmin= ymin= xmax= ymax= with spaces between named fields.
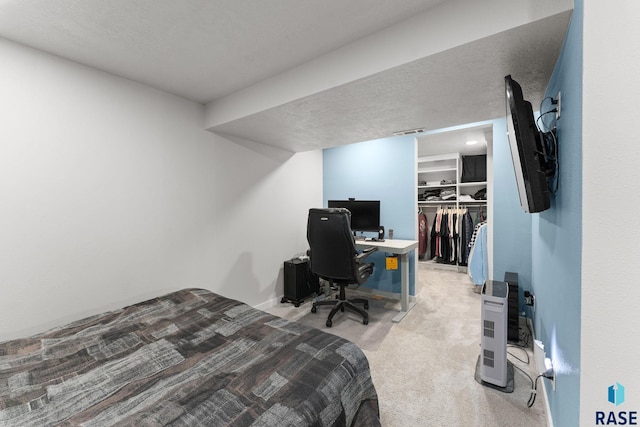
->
xmin=307 ymin=208 xmax=377 ymax=327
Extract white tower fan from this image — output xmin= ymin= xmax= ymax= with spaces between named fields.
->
xmin=480 ymin=280 xmax=509 ymax=387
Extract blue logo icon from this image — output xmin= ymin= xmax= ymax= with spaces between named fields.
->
xmin=609 ymin=383 xmax=625 ymax=406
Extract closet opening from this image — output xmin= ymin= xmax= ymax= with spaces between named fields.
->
xmin=415 ymin=123 xmax=493 ymax=286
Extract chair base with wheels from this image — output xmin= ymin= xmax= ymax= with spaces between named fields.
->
xmin=311 ymin=279 xmax=369 ymax=327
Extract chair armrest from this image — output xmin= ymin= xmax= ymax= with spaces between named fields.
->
xmin=356 ymin=246 xmax=378 ymax=262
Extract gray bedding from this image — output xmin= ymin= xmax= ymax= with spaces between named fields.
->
xmin=0 ymin=288 xmax=380 ymax=426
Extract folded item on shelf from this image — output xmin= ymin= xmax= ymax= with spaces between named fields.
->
xmin=441 ymin=188 xmax=457 ymax=200
xmin=474 ymin=188 xmax=487 ymax=200
xmin=419 ymin=188 xmax=442 ymax=201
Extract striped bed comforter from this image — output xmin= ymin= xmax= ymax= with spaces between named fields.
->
xmin=0 ymin=288 xmax=380 ymax=426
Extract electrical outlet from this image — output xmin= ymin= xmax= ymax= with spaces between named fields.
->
xmin=524 ymin=291 xmax=535 ymax=307
xmin=534 ymin=340 xmax=555 ymax=390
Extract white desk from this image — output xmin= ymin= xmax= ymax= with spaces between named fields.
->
xmin=355 ymin=239 xmax=418 ymax=323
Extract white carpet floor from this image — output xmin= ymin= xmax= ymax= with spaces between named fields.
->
xmin=268 ymin=263 xmax=549 ymax=426
xmin=364 ymin=263 xmax=548 ymax=427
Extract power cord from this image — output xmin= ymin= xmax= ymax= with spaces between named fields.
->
xmin=535 ymin=105 xmax=560 ymax=195
xmin=528 ymin=374 xmax=545 ymax=408
xmin=543 ymin=130 xmax=559 ymax=195
xmin=507 ymin=345 xmax=530 ymax=364
xmin=510 ymin=361 xmax=540 ymax=408
xmin=536 ymin=110 xmax=556 ymax=132
xmin=537 ymin=95 xmax=559 ymax=133
xmin=506 ymin=333 xmax=542 ymax=408
xmin=509 ymin=324 xmax=531 ymax=349
xmin=536 ymin=109 xmax=557 ymax=133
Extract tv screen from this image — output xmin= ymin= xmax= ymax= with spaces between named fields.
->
xmin=327 ymin=200 xmax=380 ymax=232
xmin=505 ymin=75 xmax=551 ymax=213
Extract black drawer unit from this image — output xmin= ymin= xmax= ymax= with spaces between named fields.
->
xmin=504 ymin=271 xmax=520 ymax=343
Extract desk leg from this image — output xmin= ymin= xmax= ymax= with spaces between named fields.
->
xmin=392 ymin=252 xmax=416 ymax=322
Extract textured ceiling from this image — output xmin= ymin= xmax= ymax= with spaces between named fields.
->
xmin=0 ymin=0 xmax=445 ymax=103
xmin=0 ymin=0 xmax=573 ymax=152
xmin=212 ymin=12 xmax=571 ymax=152
xmin=417 ymin=125 xmax=493 ymax=158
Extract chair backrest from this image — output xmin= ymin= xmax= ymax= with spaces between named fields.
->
xmin=307 ymin=208 xmax=358 ymax=282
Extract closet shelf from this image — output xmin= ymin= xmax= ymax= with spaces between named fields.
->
xmin=418 ymin=200 xmax=457 ymax=204
xmin=459 ymin=181 xmax=487 ymax=187
xmin=417 ymin=167 xmax=457 ymax=174
xmin=418 ymin=200 xmax=487 ymax=205
xmin=418 ymin=184 xmax=457 ymax=189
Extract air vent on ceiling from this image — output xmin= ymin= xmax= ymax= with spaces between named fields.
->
xmin=393 ymin=128 xmax=425 ymax=136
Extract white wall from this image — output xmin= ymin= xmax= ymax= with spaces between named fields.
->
xmin=0 ymin=38 xmax=322 ymax=341
xmin=581 ymin=1 xmax=640 ymax=422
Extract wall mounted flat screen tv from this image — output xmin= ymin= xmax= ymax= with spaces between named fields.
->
xmin=327 ymin=200 xmax=380 ymax=232
xmin=505 ymin=75 xmax=551 ymax=213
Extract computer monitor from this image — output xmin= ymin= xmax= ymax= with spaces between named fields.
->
xmin=327 ymin=200 xmax=380 ymax=232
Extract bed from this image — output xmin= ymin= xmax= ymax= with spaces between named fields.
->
xmin=0 ymin=288 xmax=380 ymax=426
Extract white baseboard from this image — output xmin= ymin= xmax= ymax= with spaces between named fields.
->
xmin=253 ymin=297 xmax=281 ymax=311
xmin=253 ymin=286 xmax=416 ymax=313
xmin=527 ymin=317 xmax=554 ymax=427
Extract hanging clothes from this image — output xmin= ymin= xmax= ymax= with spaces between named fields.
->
xmin=430 ymin=208 xmax=442 ymax=260
xmin=425 ymin=206 xmax=482 ymax=266
xmin=460 ymin=211 xmax=474 ymax=266
xmin=439 ymin=210 xmax=451 ymax=263
xmin=451 ymin=210 xmax=458 ymax=264
xmin=453 ymin=208 xmax=469 ymax=266
xmin=468 ymin=220 xmax=486 ymax=249
xmin=468 ymin=222 xmax=488 ymax=286
xmin=418 ymin=210 xmax=428 ymax=259
xmin=476 ymin=206 xmax=486 ymax=223
xmin=425 ymin=207 xmax=461 ymax=265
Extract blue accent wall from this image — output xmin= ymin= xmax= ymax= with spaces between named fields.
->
xmin=533 ymin=3 xmax=583 ymax=426
xmin=323 ymin=135 xmax=416 ymax=294
xmin=492 ymin=118 xmax=533 ymax=317
xmin=323 ymin=11 xmax=584 ymax=421
xmin=491 ymin=5 xmax=582 ymax=425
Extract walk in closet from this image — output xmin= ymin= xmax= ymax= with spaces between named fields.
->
xmin=415 ymin=124 xmax=493 ymax=276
